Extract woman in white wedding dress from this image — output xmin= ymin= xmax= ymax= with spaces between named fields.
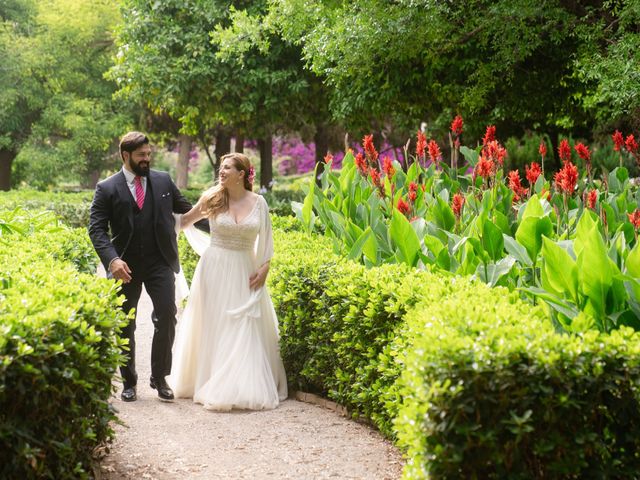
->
xmin=169 ymin=153 xmax=287 ymax=411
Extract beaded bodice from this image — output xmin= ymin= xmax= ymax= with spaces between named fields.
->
xmin=209 ymin=198 xmax=261 ymax=251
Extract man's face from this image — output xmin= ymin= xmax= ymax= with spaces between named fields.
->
xmin=125 ymin=144 xmax=151 ymax=176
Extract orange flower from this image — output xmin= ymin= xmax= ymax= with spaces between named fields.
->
xmin=355 ymin=152 xmax=367 ymax=176
xmin=508 ymin=170 xmax=527 ymax=202
xmin=397 ymin=198 xmax=410 ymax=215
xmin=539 ymin=141 xmax=547 ymax=158
xmin=416 ymin=131 xmax=427 ymax=159
xmin=451 ymin=115 xmax=464 ymax=136
xmin=628 ymin=209 xmax=640 ymax=230
xmin=525 ymin=162 xmax=542 ymax=185
xmin=452 ymin=193 xmax=465 ymax=218
xmin=428 ymin=140 xmax=442 ymax=168
xmin=475 ymin=154 xmax=494 ymax=178
xmin=554 ymin=161 xmax=578 ymax=194
xmin=585 ymin=189 xmax=598 ymax=210
xmin=558 ymin=139 xmax=572 ymax=163
xmin=363 ymin=134 xmax=378 ymax=162
xmin=382 ymin=156 xmax=395 ymax=179
xmin=612 ymin=130 xmax=624 ymax=152
xmin=483 ymin=125 xmax=496 ymax=146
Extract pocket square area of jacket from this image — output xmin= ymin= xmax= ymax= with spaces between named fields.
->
xmin=161 ymin=192 xmax=171 ymax=198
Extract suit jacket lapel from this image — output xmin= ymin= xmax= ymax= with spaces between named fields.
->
xmin=149 ymin=170 xmax=161 ymax=222
xmin=115 ymin=171 xmax=134 ymax=228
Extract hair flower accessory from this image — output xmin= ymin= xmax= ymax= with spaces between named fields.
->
xmin=248 ymin=165 xmax=255 ymax=185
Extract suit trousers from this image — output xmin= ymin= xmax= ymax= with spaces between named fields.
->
xmin=118 ymin=254 xmax=177 ymax=388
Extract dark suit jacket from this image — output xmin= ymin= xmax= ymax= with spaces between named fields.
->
xmin=88 ymin=169 xmax=196 ymax=274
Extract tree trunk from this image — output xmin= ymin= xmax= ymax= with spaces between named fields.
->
xmin=235 ymin=133 xmax=244 ymax=153
xmin=0 ymin=149 xmax=15 ymax=191
xmin=258 ymin=136 xmax=273 ymax=191
xmin=85 ymin=169 xmax=101 ymax=189
xmin=176 ymin=134 xmax=192 ymax=189
xmin=214 ymin=130 xmax=232 ymax=181
xmin=314 ymin=123 xmax=329 ymax=186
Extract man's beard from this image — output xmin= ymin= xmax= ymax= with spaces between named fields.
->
xmin=131 ymin=161 xmax=150 ymax=177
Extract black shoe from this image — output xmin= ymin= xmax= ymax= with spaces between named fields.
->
xmin=121 ymin=386 xmax=137 ymax=402
xmin=150 ymin=376 xmax=174 ymax=401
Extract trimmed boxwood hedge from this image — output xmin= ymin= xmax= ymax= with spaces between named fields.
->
xmin=185 ymin=218 xmax=639 ymax=478
xmin=176 ymin=211 xmax=640 ymax=477
xmin=0 ymin=212 xmax=127 ymax=479
xmin=397 ymin=300 xmax=640 ymax=479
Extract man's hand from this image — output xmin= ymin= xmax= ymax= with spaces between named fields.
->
xmin=110 ymin=258 xmax=133 ymax=283
xmin=249 ymin=264 xmax=269 ymax=290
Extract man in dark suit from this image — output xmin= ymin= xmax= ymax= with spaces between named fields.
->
xmin=89 ymin=131 xmax=198 ymax=402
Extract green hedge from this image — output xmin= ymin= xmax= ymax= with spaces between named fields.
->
xmin=0 ymin=210 xmax=126 ymax=479
xmin=177 ymin=210 xmax=640 ymax=476
xmin=397 ymin=300 xmax=640 ymax=479
xmin=0 ymin=191 xmax=94 ymax=228
xmin=265 ymin=225 xmax=640 ymax=477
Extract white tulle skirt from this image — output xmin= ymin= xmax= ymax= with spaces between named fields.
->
xmin=169 ymin=245 xmax=287 ymax=410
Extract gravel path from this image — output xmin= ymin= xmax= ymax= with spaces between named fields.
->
xmin=98 ymin=286 xmax=403 ymax=479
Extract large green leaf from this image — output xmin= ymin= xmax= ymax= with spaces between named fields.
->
xmin=541 ymin=237 xmax=578 ymax=303
xmin=503 ymin=234 xmax=533 ymax=267
xmin=301 ymin=174 xmax=316 ymax=232
xmin=577 ymin=224 xmax=613 ymax=318
xmin=482 ymin=219 xmax=504 ymax=261
xmin=515 ymin=215 xmax=553 ymax=263
xmin=347 ymin=226 xmax=377 ymax=264
xmin=431 ymin=196 xmax=455 ymax=231
xmin=625 ymin=242 xmax=640 ymax=278
xmin=476 ymin=256 xmax=516 ymax=287
xmin=390 ymin=209 xmax=421 ymax=266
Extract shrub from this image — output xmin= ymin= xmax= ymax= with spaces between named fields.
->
xmin=0 ymin=211 xmax=126 ymax=479
xmin=396 ymin=296 xmax=640 ymax=479
xmin=0 ymin=191 xmax=94 ymax=228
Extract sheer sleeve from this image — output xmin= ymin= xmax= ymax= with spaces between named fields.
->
xmin=254 ymin=196 xmax=274 ymax=265
xmin=173 ymin=213 xmax=210 ymax=303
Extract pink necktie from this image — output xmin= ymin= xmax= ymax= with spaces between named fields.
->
xmin=134 ymin=176 xmax=145 ymax=209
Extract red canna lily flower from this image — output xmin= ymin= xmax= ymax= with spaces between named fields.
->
xmin=408 ymin=190 xmax=417 ymax=202
xmin=483 ymin=140 xmax=507 ymax=167
xmin=554 ymin=161 xmax=578 ymax=195
xmin=382 ymin=156 xmax=395 ymax=179
xmin=323 ymin=153 xmax=333 ymax=164
xmin=628 ymin=209 xmax=640 ymax=230
xmin=508 ymin=170 xmax=527 ymax=202
xmin=363 ymin=134 xmax=379 ymax=163
xmin=612 ymin=130 xmax=624 ymax=152
xmin=408 ymin=182 xmax=418 ymax=193
xmin=355 ymin=152 xmax=368 ymax=176
xmin=483 ymin=125 xmax=496 ymax=146
xmin=397 ymin=197 xmax=410 ymax=215
xmin=574 ymin=143 xmax=590 ymax=162
xmin=428 ymin=140 xmax=442 ymax=168
xmin=416 ymin=131 xmax=427 ymax=160
xmin=369 ymin=167 xmax=382 ymax=187
xmin=558 ymin=139 xmax=572 ymax=163
xmin=585 ymin=189 xmax=598 ymax=210
xmin=525 ymin=162 xmax=542 ymax=185
xmin=539 ymin=141 xmax=547 ymax=158
xmin=451 ymin=115 xmax=464 ymax=136
xmin=625 ymin=134 xmax=638 ymax=155
xmin=452 ymin=193 xmax=465 ymax=218
xmin=574 ymin=142 xmax=592 ymax=175
xmin=476 ymin=154 xmax=494 ymax=179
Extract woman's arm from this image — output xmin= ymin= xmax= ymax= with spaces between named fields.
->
xmin=180 ymin=199 xmax=206 ymax=229
xmin=249 ymin=260 xmax=270 ymax=290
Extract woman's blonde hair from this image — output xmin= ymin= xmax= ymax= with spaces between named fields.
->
xmin=200 ymin=153 xmax=253 ymax=218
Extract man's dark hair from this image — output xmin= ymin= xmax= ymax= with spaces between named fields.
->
xmin=119 ymin=132 xmax=149 ymax=162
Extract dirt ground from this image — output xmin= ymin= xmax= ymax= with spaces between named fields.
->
xmin=97 ymin=286 xmax=404 ymax=479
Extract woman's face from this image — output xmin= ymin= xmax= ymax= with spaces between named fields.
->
xmin=219 ymin=159 xmax=243 ymax=188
